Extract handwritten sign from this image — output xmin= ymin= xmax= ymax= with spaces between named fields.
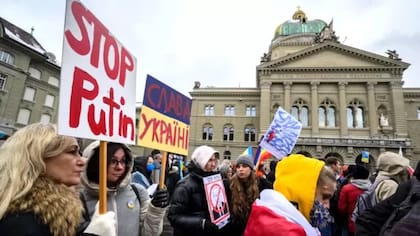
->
xmin=259 ymin=107 xmax=302 ymax=159
xmin=203 ymin=174 xmax=230 ymax=228
xmin=138 ymin=75 xmax=191 ymax=155
xmin=59 ymin=0 xmax=137 ymax=144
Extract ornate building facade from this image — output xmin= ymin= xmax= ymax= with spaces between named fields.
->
xmin=189 ymin=9 xmax=420 ymax=166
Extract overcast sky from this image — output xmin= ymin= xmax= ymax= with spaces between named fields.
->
xmin=2 ymin=0 xmax=419 ymax=102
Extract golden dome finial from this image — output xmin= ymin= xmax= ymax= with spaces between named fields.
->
xmin=292 ymin=6 xmax=307 ymax=23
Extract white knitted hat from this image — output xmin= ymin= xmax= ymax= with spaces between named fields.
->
xmin=191 ymin=145 xmax=219 ymax=171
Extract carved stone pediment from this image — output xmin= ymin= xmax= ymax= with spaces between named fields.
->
xmin=258 ymin=42 xmax=409 ymax=72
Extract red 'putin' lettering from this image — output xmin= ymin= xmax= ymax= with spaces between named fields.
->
xmin=69 ymin=67 xmax=135 ymax=141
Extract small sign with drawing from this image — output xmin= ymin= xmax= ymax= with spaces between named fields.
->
xmin=203 ymin=174 xmax=230 ymax=229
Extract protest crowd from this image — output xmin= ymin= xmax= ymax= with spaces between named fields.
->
xmin=0 ymin=122 xmax=417 ymax=236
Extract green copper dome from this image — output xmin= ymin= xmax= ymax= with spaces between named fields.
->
xmin=274 ymin=7 xmax=327 ymax=39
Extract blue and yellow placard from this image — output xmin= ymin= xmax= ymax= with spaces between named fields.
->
xmin=138 ymin=75 xmax=192 ymax=155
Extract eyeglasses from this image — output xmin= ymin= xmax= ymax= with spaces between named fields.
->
xmin=110 ymin=159 xmax=126 ymax=167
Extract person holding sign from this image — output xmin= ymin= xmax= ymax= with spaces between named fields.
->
xmin=80 ymin=141 xmax=169 ymax=236
xmin=168 ymin=145 xmax=226 ymax=236
xmin=0 ymin=123 xmax=116 ymax=236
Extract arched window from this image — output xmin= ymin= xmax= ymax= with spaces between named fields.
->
xmin=223 ymin=124 xmax=234 ymax=141
xmin=347 ymin=99 xmax=364 ymax=128
xmin=244 ymin=125 xmax=256 ymax=142
xmin=291 ymin=98 xmax=309 ymax=127
xmin=202 ymin=123 xmax=213 ymax=141
xmin=319 ymin=98 xmax=336 ymax=127
xmin=223 ymin=150 xmax=231 ymax=160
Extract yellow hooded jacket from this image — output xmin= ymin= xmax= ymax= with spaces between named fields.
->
xmin=273 ymin=154 xmax=325 ymax=220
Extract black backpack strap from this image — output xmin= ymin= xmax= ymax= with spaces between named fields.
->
xmin=131 ymin=183 xmax=141 ymax=203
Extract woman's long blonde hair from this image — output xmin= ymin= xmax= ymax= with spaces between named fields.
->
xmin=0 ymin=123 xmax=74 ymax=218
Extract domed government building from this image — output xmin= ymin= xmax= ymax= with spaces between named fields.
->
xmin=188 ymin=8 xmax=420 ymax=166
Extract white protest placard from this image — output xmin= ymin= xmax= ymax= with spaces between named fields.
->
xmin=59 ymin=0 xmax=137 ymax=144
xmin=259 ymin=107 xmax=302 ymax=159
xmin=203 ymin=174 xmax=230 ymax=229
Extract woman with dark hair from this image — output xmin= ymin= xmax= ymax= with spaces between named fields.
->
xmin=224 ymin=154 xmax=272 ymax=235
xmin=81 ymin=141 xmax=169 ymax=236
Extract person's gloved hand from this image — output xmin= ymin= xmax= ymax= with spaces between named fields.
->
xmin=151 ymin=188 xmax=169 ymax=208
xmin=84 ymin=203 xmax=116 ymax=236
xmin=201 ymin=218 xmax=219 ymax=233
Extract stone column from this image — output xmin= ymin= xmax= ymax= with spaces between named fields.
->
xmin=367 ymin=82 xmax=378 ymax=136
xmin=339 ymin=82 xmax=348 ymax=137
xmin=283 ymin=81 xmax=292 ymax=112
xmin=311 ymin=81 xmax=320 ymax=135
xmin=389 ymin=80 xmax=408 ymax=137
xmin=259 ymin=80 xmax=272 ymax=136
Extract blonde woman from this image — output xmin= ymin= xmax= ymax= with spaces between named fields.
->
xmin=0 ymin=123 xmax=115 ymax=236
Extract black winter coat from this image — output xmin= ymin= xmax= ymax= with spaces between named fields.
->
xmin=355 ymin=180 xmax=412 ymax=236
xmin=167 ymin=162 xmax=225 ymax=236
xmin=0 ymin=212 xmax=51 ymax=236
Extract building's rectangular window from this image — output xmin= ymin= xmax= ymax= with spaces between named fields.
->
xmin=417 ymin=108 xmax=420 ymax=120
xmin=40 ymin=114 xmax=51 ymax=124
xmin=48 ymin=76 xmax=59 ymax=87
xmin=28 ymin=67 xmax=41 ymax=79
xmin=0 ymin=50 xmax=14 ymax=64
xmin=204 ymin=105 xmax=214 ymax=116
xmin=245 ymin=105 xmax=256 ymax=116
xmin=44 ymin=94 xmax=55 ymax=107
xmin=0 ymin=73 xmax=7 ymax=90
xmin=224 ymin=105 xmax=235 ymax=116
xmin=23 ymin=87 xmax=36 ymax=101
xmin=17 ymin=109 xmax=31 ymax=125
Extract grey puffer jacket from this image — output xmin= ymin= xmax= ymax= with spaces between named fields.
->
xmin=80 ymin=141 xmax=166 ymax=236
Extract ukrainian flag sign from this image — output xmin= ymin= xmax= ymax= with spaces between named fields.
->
xmin=137 ymin=75 xmax=192 ymax=155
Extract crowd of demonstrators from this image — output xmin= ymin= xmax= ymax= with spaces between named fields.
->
xmin=167 ymin=145 xmax=224 ymax=236
xmin=3 ymin=124 xmax=419 ymax=236
xmin=355 ymin=157 xmax=417 ymax=236
xmin=132 ymin=155 xmax=155 ymax=189
xmin=223 ymin=154 xmax=272 ymax=235
xmin=338 ymin=165 xmax=370 ymax=236
xmin=80 ymin=141 xmax=169 ymax=236
xmin=0 ymin=123 xmax=115 ymax=236
xmin=244 ymin=154 xmax=336 ymax=236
